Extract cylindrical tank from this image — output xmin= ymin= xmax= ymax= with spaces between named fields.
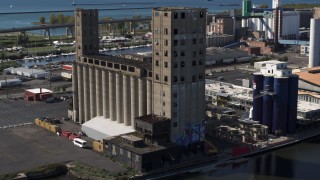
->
xmin=95 ymin=69 xmax=102 ymax=116
xmin=130 ymin=76 xmax=138 ymax=127
xmin=287 ymin=75 xmax=298 ymax=133
xmin=102 ymin=70 xmax=109 ymax=119
xmin=262 ymin=76 xmax=274 ymax=131
xmin=272 ymin=77 xmax=288 ymax=134
xmin=309 ymin=18 xmax=320 ymax=68
xmin=72 ymin=63 xmax=78 ymax=122
xmin=123 ymin=75 xmax=131 ymax=126
xmin=252 ymin=73 xmax=264 ymax=123
xmin=83 ymin=65 xmax=90 ymax=122
xmin=109 ymin=72 xmax=116 ymax=121
xmin=89 ymin=67 xmax=96 ymax=119
xmin=77 ymin=64 xmax=84 ymax=123
xmin=116 ymin=73 xmax=123 ymax=123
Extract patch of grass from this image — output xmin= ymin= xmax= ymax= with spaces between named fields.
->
xmin=70 ymin=161 xmax=137 ymax=180
xmin=0 ymin=173 xmax=17 ymax=180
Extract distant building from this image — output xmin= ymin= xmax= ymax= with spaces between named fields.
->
xmin=24 ymin=88 xmax=53 ymax=102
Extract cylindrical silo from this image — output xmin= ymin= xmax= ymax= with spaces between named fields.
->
xmin=147 ymin=79 xmax=152 ymax=114
xmin=262 ymin=76 xmax=274 ymax=131
xmin=89 ymin=67 xmax=96 ymax=119
xmin=272 ymin=77 xmax=288 ymax=134
xmin=130 ymin=76 xmax=138 ymax=127
xmin=252 ymin=73 xmax=264 ymax=123
xmin=309 ymin=18 xmax=320 ymax=68
xmin=116 ymin=73 xmax=123 ymax=123
xmin=77 ymin=64 xmax=84 ymax=123
xmin=109 ymin=71 xmax=116 ymax=121
xmin=95 ymin=69 xmax=102 ymax=116
xmin=123 ymin=75 xmax=131 ymax=126
xmin=83 ymin=65 xmax=90 ymax=122
xmin=72 ymin=63 xmax=78 ymax=122
xmin=138 ymin=78 xmax=147 ymax=117
xmin=102 ymin=70 xmax=109 ymax=119
xmin=287 ymin=75 xmax=298 ymax=133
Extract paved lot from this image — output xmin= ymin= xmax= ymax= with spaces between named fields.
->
xmin=0 ymin=126 xmax=125 ymax=174
xmin=206 ymin=69 xmax=252 ymax=86
xmin=0 ymin=99 xmax=68 ymax=128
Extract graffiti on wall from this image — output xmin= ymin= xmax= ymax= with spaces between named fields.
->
xmin=175 ymin=121 xmax=205 ymax=146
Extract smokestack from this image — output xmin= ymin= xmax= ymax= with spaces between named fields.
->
xmin=309 ymin=18 xmax=320 ymax=68
xmin=274 ymin=8 xmax=279 ymax=51
xmin=272 ymin=0 xmax=281 ymax=9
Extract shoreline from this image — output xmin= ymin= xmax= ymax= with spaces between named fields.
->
xmin=139 ymin=128 xmax=320 ymax=179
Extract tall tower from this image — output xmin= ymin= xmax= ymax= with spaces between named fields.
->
xmin=75 ymin=9 xmax=99 ymax=57
xmin=242 ymin=0 xmax=252 ymax=27
xmin=309 ymin=18 xmax=320 ymax=68
xmin=152 ymin=7 xmax=206 ymax=145
xmin=272 ymin=0 xmax=281 ymax=9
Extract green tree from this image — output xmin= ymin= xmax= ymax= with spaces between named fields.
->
xmin=57 ymin=13 xmax=65 ymax=24
xmin=39 ymin=16 xmax=46 ymax=24
xmin=50 ymin=14 xmax=57 ymax=24
xmin=131 ymin=15 xmax=142 ymax=29
xmin=259 ymin=4 xmax=268 ymax=8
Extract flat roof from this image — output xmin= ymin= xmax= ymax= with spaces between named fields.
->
xmin=205 ymin=80 xmax=253 ymax=101
xmin=26 ymin=88 xmax=52 ymax=94
xmin=298 ymin=101 xmax=320 ymax=112
xmin=121 ymin=135 xmax=142 ymax=142
xmin=82 ymin=54 xmax=152 ymax=71
xmin=82 ymin=116 xmax=135 ymax=141
xmin=107 ymin=135 xmax=176 ymax=155
xmin=206 ymin=47 xmax=249 ymax=61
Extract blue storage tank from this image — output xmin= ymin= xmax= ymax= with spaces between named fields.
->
xmin=272 ymin=77 xmax=289 ymax=134
xmin=287 ymin=75 xmax=298 ymax=133
xmin=252 ymin=73 xmax=264 ymax=123
xmin=262 ymin=76 xmax=274 ymax=131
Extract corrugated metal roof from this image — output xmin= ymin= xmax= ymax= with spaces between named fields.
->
xmin=294 ymin=71 xmax=320 ymax=87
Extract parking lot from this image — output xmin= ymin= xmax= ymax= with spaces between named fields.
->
xmin=0 ymin=99 xmax=68 ymax=128
xmin=0 ymin=125 xmax=125 ymax=174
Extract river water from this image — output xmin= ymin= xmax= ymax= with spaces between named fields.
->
xmin=0 ymin=0 xmax=319 ymax=31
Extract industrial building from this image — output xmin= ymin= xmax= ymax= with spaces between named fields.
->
xmin=24 ymin=88 xmax=53 ymax=102
xmin=241 ymin=0 xmax=300 ymax=40
xmin=205 ymin=47 xmax=251 ymax=66
xmin=71 ymin=7 xmax=208 ymax=172
xmin=3 ymin=67 xmax=49 ymax=79
xmin=205 ymin=80 xmax=253 ymax=109
xmin=252 ymin=61 xmax=299 ymax=134
xmin=73 ymin=6 xmax=207 ymax=149
xmin=294 ymin=67 xmax=320 ymax=93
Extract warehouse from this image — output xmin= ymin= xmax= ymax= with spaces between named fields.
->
xmin=24 ymin=88 xmax=53 ymax=102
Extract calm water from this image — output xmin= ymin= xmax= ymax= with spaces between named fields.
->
xmin=0 ymin=0 xmax=319 ymax=30
xmin=184 ymin=136 xmax=320 ymax=180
